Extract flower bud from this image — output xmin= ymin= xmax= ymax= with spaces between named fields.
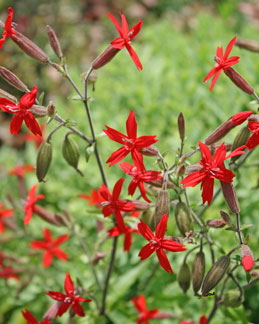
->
xmin=220 ymin=182 xmax=240 ymax=214
xmin=47 ymin=103 xmax=56 ymax=117
xmin=192 ymin=251 xmax=205 ymax=294
xmin=235 ymin=38 xmax=259 ymax=53
xmin=164 ymin=236 xmax=184 ymax=244
xmin=0 ymin=66 xmax=28 ymax=92
xmin=178 ymin=261 xmax=191 ymax=294
xmin=91 ymin=252 xmax=106 ymax=266
xmin=149 ymin=178 xmax=176 ymax=189
xmin=205 ymin=120 xmax=233 ymax=145
xmin=54 ymin=213 xmax=69 ymax=227
xmin=152 ymin=189 xmax=170 ymax=227
xmin=230 ymin=127 xmax=250 ymax=164
xmin=206 ymin=219 xmax=226 ymax=228
xmin=241 ymin=245 xmax=254 ymax=272
xmin=46 ymin=25 xmax=63 ymax=59
xmin=11 ymin=32 xmax=49 ymax=63
xmin=30 ymin=105 xmax=48 ymax=118
xmin=178 ymin=112 xmax=185 ymax=141
xmin=223 ymin=289 xmax=243 ymax=308
xmin=175 ymin=202 xmax=193 ymax=236
xmin=130 ymin=200 xmax=150 ymax=211
xmin=139 ymin=145 xmax=158 ymax=157
xmin=0 ymin=88 xmax=17 ymax=102
xmin=92 ymin=45 xmax=120 ymax=69
xmin=248 ymin=114 xmax=259 ymax=122
xmin=220 ymin=210 xmax=232 ymax=225
xmin=201 ymin=255 xmax=230 ymax=297
xmin=177 ymin=164 xmax=186 ymax=177
xmin=34 ymin=205 xmax=60 ymax=226
xmin=62 ymin=134 xmax=82 ymax=175
xmin=36 ymin=141 xmax=52 ymax=182
xmin=224 ymin=67 xmax=254 ymax=95
xmin=250 ymin=270 xmax=259 ymax=278
xmin=186 ymin=165 xmax=203 ymax=174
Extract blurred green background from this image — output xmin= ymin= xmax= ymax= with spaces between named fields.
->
xmin=0 ymin=0 xmax=259 ymax=323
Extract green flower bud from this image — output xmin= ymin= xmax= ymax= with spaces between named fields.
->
xmin=175 ymin=202 xmax=193 ymax=236
xmin=62 ymin=134 xmax=82 ymax=175
xmin=178 ymin=261 xmax=191 ymax=294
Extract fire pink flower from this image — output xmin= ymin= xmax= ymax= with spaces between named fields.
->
xmin=24 ymin=185 xmax=45 ymax=225
xmin=180 ymin=142 xmax=246 ymax=205
xmin=46 ymin=273 xmax=92 ymax=317
xmin=98 ymin=178 xmax=135 ymax=231
xmin=104 ymin=110 xmax=158 ymax=169
xmin=0 ymin=86 xmax=42 ymax=136
xmin=138 ymin=214 xmax=186 ymax=273
xmin=0 ymin=265 xmax=19 ymax=281
xmin=9 ymin=164 xmax=35 ymax=178
xmin=246 ymin=121 xmax=259 ymax=150
xmin=78 ymin=189 xmax=104 ymax=208
xmin=0 ymin=202 xmax=13 ymax=233
xmin=30 ymin=228 xmax=69 ymax=267
xmin=181 ymin=314 xmax=207 ymax=324
xmin=25 ymin=123 xmax=46 ymax=148
xmin=120 ymin=161 xmax=162 ymax=202
xmin=132 ymin=295 xmax=158 ymax=324
xmin=0 ymin=7 xmax=17 ymax=50
xmin=204 ymin=37 xmax=240 ymax=91
xmin=22 ymin=310 xmax=51 ymax=324
xmin=108 ymin=12 xmax=143 ymax=71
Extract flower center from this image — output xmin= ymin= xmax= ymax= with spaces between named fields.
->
xmin=123 ymin=138 xmax=134 ymax=151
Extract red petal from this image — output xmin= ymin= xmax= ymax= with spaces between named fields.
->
xmin=199 ymin=315 xmax=208 ymax=324
xmin=137 ymin=219 xmax=154 ymax=241
xmin=102 ymin=204 xmax=114 ymax=217
xmin=213 ymin=142 xmax=226 ymax=166
xmin=107 ymin=12 xmax=123 ymax=38
xmin=155 ymin=214 xmax=168 ymax=239
xmin=124 ymin=232 xmax=132 ymax=252
xmin=10 ymin=113 xmax=24 ymax=135
xmin=19 ymin=86 xmax=37 ymax=109
xmin=57 ymin=302 xmax=70 ymax=316
xmin=246 ymin=133 xmax=259 ymax=150
xmin=119 ymin=161 xmax=134 ymax=174
xmin=209 ymin=68 xmax=222 ymax=91
xmin=22 ymin=310 xmax=39 ymax=324
xmin=99 ymin=183 xmax=112 ymax=201
xmin=135 ymin=135 xmax=158 ymax=149
xmin=72 ymin=302 xmax=85 ymax=317
xmin=114 ymin=210 xmax=126 ymax=232
xmin=201 ymin=177 xmax=214 ymax=205
xmin=53 ymin=234 xmax=69 ymax=246
xmin=30 ymin=241 xmax=48 ymax=249
xmin=224 ymin=37 xmax=236 ymax=60
xmin=180 ymin=170 xmax=206 ymax=187
xmin=24 ymin=112 xmax=42 ymax=136
xmin=46 ymin=291 xmax=66 ymax=302
xmin=203 ymin=67 xmax=218 ymax=83
xmin=53 ymin=247 xmax=68 ymax=261
xmin=161 ymin=240 xmax=186 ymax=252
xmin=5 ymin=8 xmax=14 ymax=32
xmin=199 ymin=141 xmax=212 ymax=162
xmin=216 ymin=46 xmax=224 ymax=60
xmin=103 ymin=126 xmax=125 ymax=144
xmin=120 ymin=13 xmax=128 ymax=36
xmin=108 ymin=226 xmax=121 ymax=237
xmin=138 ymin=181 xmax=150 ymax=202
xmin=131 ymin=149 xmax=145 ymax=170
xmin=138 ymin=243 xmax=154 ymax=260
xmin=128 ymin=20 xmax=143 ymax=41
xmin=141 ymin=170 xmax=162 ymax=182
xmin=0 ymin=98 xmax=17 ymax=112
xmin=156 ymin=249 xmax=173 ymax=273
xmin=132 ymin=295 xmax=147 ymax=313
xmin=126 ymin=110 xmax=137 ymax=139
xmin=64 ymin=273 xmax=74 ymax=294
xmin=128 ymin=179 xmax=138 ymax=196
xmin=110 ymin=37 xmax=125 ymax=50
xmin=106 ymin=146 xmax=128 ymax=166
xmin=0 ymin=36 xmax=7 ymax=50
xmin=242 ymin=255 xmax=254 ymax=272
xmin=24 ymin=207 xmax=33 ymax=225
xmin=112 ymin=178 xmax=124 ymax=201
xmin=43 ymin=250 xmax=53 ymax=267
xmin=43 ymin=228 xmax=52 ymax=242
xmin=125 ymin=43 xmax=142 ymax=71
xmin=0 ymin=222 xmax=4 ymax=233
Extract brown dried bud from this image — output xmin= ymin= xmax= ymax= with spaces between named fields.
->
xmin=43 ymin=301 xmax=62 ymax=321
xmin=177 ymin=164 xmax=186 ymax=177
xmin=250 ymin=270 xmax=259 ymax=278
xmin=220 ymin=210 xmax=232 ymax=225
xmin=248 ymin=114 xmax=259 ymax=122
xmin=11 ymin=32 xmax=48 ymax=63
xmin=47 ymin=25 xmax=63 ymax=59
xmin=230 ymin=127 xmax=250 ymax=164
xmin=175 ymin=202 xmax=193 ymax=236
xmin=192 ymin=251 xmax=205 ymax=294
xmin=47 ymin=103 xmax=56 ymax=117
xmin=206 ymin=219 xmax=226 ymax=228
xmin=139 ymin=145 xmax=158 ymax=157
xmin=152 ymin=189 xmax=170 ymax=227
xmin=201 ymin=255 xmax=230 ymax=297
xmin=131 ymin=200 xmax=150 ymax=211
xmin=30 ymin=105 xmax=48 ymax=118
xmin=62 ymin=134 xmax=82 ymax=175
xmin=34 ymin=205 xmax=60 ymax=226
xmin=54 ymin=213 xmax=69 ymax=227
xmin=164 ymin=236 xmax=184 ymax=244
xmin=91 ymin=252 xmax=106 ymax=266
xmin=235 ymin=38 xmax=259 ymax=53
xmin=149 ymin=178 xmax=176 ymax=189
xmin=223 ymin=289 xmax=243 ymax=308
xmin=241 ymin=244 xmax=254 ymax=260
xmin=178 ymin=261 xmax=191 ymax=294
xmin=220 ymin=182 xmax=240 ymax=214
xmin=0 ymin=66 xmax=28 ymax=92
xmin=186 ymin=164 xmax=203 ymax=174
xmin=178 ymin=112 xmax=185 ymax=141
xmin=224 ymin=67 xmax=254 ymax=95
xmin=92 ymin=45 xmax=120 ymax=69
xmin=36 ymin=141 xmax=53 ymax=182
xmin=0 ymin=88 xmax=17 ymax=102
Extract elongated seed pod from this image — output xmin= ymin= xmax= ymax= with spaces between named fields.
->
xmin=178 ymin=261 xmax=191 ymax=294
xmin=36 ymin=141 xmax=52 ymax=182
xmin=92 ymin=45 xmax=120 ymax=69
xmin=62 ymin=134 xmax=82 ymax=175
xmin=175 ymin=202 xmax=193 ymax=236
xmin=230 ymin=127 xmax=250 ymax=164
xmin=152 ymin=189 xmax=170 ymax=228
xmin=192 ymin=251 xmax=205 ymax=294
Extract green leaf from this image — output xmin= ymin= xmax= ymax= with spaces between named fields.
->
xmin=240 ymin=224 xmax=253 ymax=231
xmin=38 ymin=92 xmax=45 ymax=105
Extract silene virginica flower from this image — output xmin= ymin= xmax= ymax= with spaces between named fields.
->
xmin=9 ymin=165 xmax=35 ymax=178
xmin=30 ymin=228 xmax=69 ymax=267
xmin=138 ymin=213 xmax=186 ymax=273
xmin=22 ymin=310 xmax=52 ymax=324
xmin=0 ymin=7 xmax=17 ymax=50
xmin=104 ymin=110 xmax=158 ymax=169
xmin=180 ymin=141 xmax=246 ymax=205
xmin=0 ymin=202 xmax=13 ymax=233
xmin=78 ymin=189 xmax=104 ymax=208
xmin=24 ymin=184 xmax=45 ymax=225
xmin=46 ymin=273 xmax=92 ymax=317
xmin=246 ymin=121 xmax=259 ymax=150
xmin=204 ymin=37 xmax=240 ymax=91
xmin=0 ymin=86 xmax=42 ymax=136
xmin=131 ymin=295 xmax=158 ymax=324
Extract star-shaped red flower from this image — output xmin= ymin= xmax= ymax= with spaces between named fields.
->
xmin=46 ymin=273 xmax=92 ymax=317
xmin=0 ymin=7 xmax=17 ymax=50
xmin=138 ymin=213 xmax=186 ymax=273
xmin=108 ymin=12 xmax=143 ymax=71
xmin=22 ymin=310 xmax=51 ymax=324
xmin=9 ymin=164 xmax=35 ymax=178
xmin=30 ymin=228 xmax=69 ymax=267
xmin=0 ymin=86 xmax=42 ymax=136
xmin=24 ymin=185 xmax=45 ymax=225
xmin=204 ymin=37 xmax=240 ymax=91
xmin=0 ymin=202 xmax=13 ymax=233
xmin=132 ymin=295 xmax=159 ymax=324
xmin=181 ymin=314 xmax=207 ymax=324
xmin=99 ymin=178 xmax=135 ymax=231
xmin=78 ymin=189 xmax=104 ymax=208
xmin=246 ymin=121 xmax=259 ymax=150
xmin=180 ymin=141 xmax=246 ymax=205
xmin=120 ymin=161 xmax=162 ymax=202
xmin=104 ymin=110 xmax=158 ymax=169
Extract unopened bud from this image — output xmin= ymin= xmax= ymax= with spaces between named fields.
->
xmin=0 ymin=88 xmax=17 ymax=102
xmin=164 ymin=236 xmax=184 ymax=244
xmin=175 ymin=202 xmax=193 ymax=236
xmin=241 ymin=245 xmax=254 ymax=272
xmin=250 ymin=270 xmax=259 ymax=278
xmin=34 ymin=205 xmax=60 ymax=226
xmin=220 ymin=210 xmax=232 ymax=225
xmin=54 ymin=213 xmax=69 ymax=227
xmin=248 ymin=114 xmax=259 ymax=122
xmin=92 ymin=45 xmax=120 ymax=69
xmin=186 ymin=165 xmax=203 ymax=174
xmin=36 ymin=141 xmax=52 ymax=182
xmin=0 ymin=66 xmax=28 ymax=92
xmin=30 ymin=105 xmax=48 ymax=118
xmin=62 ymin=134 xmax=82 ymax=175
xmin=47 ymin=25 xmax=63 ymax=59
xmin=230 ymin=127 xmax=250 ymax=164
xmin=47 ymin=102 xmax=56 ymax=117
xmin=130 ymin=200 xmax=150 ymax=211
xmin=224 ymin=67 xmax=254 ymax=95
xmin=149 ymin=178 xmax=176 ymax=189
xmin=178 ymin=261 xmax=191 ymax=294
xmin=206 ymin=219 xmax=226 ymax=228
xmin=152 ymin=189 xmax=170 ymax=227
xmin=11 ymin=32 xmax=48 ymax=63
xmin=223 ymin=289 xmax=243 ymax=308
xmin=202 ymin=255 xmax=230 ymax=297
xmin=91 ymin=252 xmax=106 ymax=266
xmin=205 ymin=120 xmax=233 ymax=145
xmin=220 ymin=182 xmax=240 ymax=214
xmin=177 ymin=164 xmax=186 ymax=177
xmin=178 ymin=112 xmax=185 ymax=141
xmin=192 ymin=251 xmax=205 ymax=294
xmin=139 ymin=145 xmax=159 ymax=157
xmin=235 ymin=38 xmax=259 ymax=53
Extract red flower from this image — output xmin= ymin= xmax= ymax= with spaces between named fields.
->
xmin=120 ymin=161 xmax=162 ymax=202
xmin=181 ymin=315 xmax=207 ymax=324
xmin=9 ymin=164 xmax=35 ymax=178
xmin=108 ymin=12 xmax=143 ymax=71
xmin=78 ymin=189 xmax=104 ymax=208
xmin=0 ymin=202 xmax=13 ymax=233
xmin=108 ymin=211 xmax=140 ymax=252
xmin=104 ymin=110 xmax=158 ymax=169
xmin=46 ymin=273 xmax=92 ymax=317
xmin=246 ymin=121 xmax=259 ymax=150
xmin=0 ymin=86 xmax=42 ymax=136
xmin=231 ymin=111 xmax=253 ymax=126
xmin=138 ymin=214 xmax=186 ymax=273
xmin=180 ymin=142 xmax=246 ymax=205
xmin=24 ymin=185 xmax=45 ymax=225
xmin=22 ymin=310 xmax=51 ymax=324
xmin=99 ymin=178 xmax=135 ymax=231
xmin=25 ymin=123 xmax=46 ymax=148
xmin=0 ymin=265 xmax=19 ymax=281
xmin=132 ymin=295 xmax=159 ymax=324
xmin=204 ymin=37 xmax=240 ymax=91
xmin=0 ymin=7 xmax=17 ymax=50
xmin=30 ymin=228 xmax=69 ymax=267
